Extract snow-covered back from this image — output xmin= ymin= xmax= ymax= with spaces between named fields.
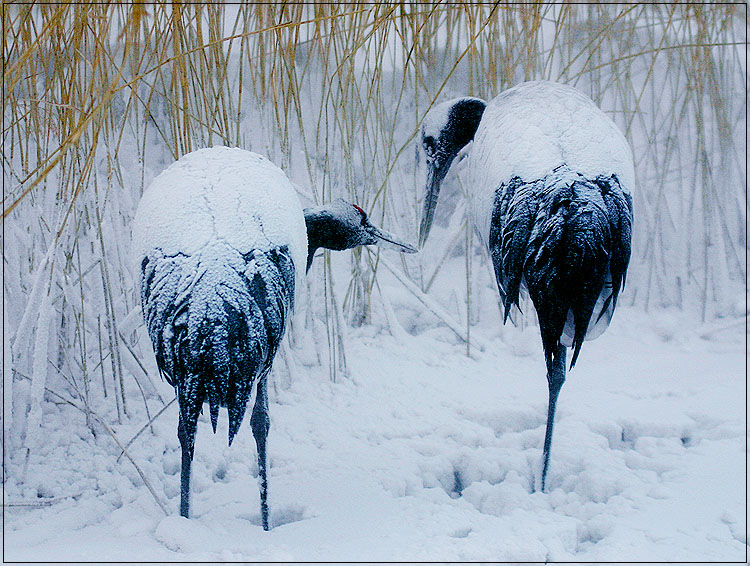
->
xmin=467 ymin=81 xmax=635 ymax=246
xmin=131 ymin=146 xmax=308 ymax=298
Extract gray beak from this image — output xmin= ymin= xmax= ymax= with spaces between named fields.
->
xmin=418 ymin=160 xmax=448 ymax=248
xmin=366 ymin=223 xmax=418 ymax=254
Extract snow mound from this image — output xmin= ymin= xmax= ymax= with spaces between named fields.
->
xmin=3 ymin=309 xmax=744 ymax=561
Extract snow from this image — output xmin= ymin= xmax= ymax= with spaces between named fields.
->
xmin=2 ymin=296 xmax=12 ymax=442
xmin=131 ymin=146 xmax=308 ymax=300
xmin=3 ymin=304 xmax=745 ymax=562
xmin=467 ymin=81 xmax=636 ymax=246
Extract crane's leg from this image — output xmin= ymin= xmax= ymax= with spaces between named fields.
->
xmin=541 ymin=343 xmax=566 ymax=492
xmin=177 ymin=415 xmax=193 ymax=518
xmin=251 ymin=376 xmax=270 ymax=531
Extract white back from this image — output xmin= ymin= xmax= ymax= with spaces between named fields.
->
xmin=131 ymin=146 xmax=308 ymax=298
xmin=469 ymin=81 xmax=635 ymax=245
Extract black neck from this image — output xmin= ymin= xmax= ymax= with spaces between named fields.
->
xmin=304 ymin=209 xmax=360 ymax=272
xmin=304 ymin=211 xmax=325 ymax=272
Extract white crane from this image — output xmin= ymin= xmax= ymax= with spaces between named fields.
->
xmin=132 ymin=146 xmax=416 ymax=529
xmin=418 ymin=81 xmax=634 ymax=491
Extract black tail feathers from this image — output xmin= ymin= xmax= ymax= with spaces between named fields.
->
xmin=141 ymin=244 xmax=295 ymax=450
xmin=492 ymin=165 xmax=632 ymax=370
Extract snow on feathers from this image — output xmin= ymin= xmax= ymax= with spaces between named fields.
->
xmin=469 ymin=81 xmax=635 ymax=247
xmin=490 ymin=165 xmax=633 ymax=365
xmin=132 ymin=146 xmax=306 ymax=444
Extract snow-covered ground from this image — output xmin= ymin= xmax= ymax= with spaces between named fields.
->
xmin=3 ymin=300 xmax=746 ymax=562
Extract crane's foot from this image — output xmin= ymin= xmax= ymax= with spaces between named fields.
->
xmin=540 ymin=386 xmax=560 ymax=492
xmin=178 ymin=418 xmax=193 ymax=518
xmin=258 ymin=468 xmax=269 ymax=531
xmin=251 ymin=377 xmax=271 ymax=531
xmin=540 ymin=344 xmax=566 ymax=492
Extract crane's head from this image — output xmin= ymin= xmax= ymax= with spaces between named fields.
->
xmin=304 ymin=198 xmax=417 ymax=271
xmin=419 ymin=97 xmax=486 ymax=248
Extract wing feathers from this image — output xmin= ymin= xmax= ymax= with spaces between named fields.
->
xmin=501 ymin=181 xmax=539 ymax=323
xmin=490 ymin=166 xmax=632 ymax=367
xmin=141 ymin=243 xmax=295 ymax=447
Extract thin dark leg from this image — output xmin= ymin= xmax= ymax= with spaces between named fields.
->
xmin=251 ymin=376 xmax=271 ymax=531
xmin=541 ymin=344 xmax=566 ymax=492
xmin=178 ymin=416 xmax=192 ymax=518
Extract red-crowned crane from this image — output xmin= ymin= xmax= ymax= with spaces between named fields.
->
xmin=132 ymin=146 xmax=416 ymax=529
xmin=417 ymin=81 xmax=634 ymax=491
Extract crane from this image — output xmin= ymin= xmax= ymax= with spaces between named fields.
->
xmin=132 ymin=146 xmax=416 ymax=529
xmin=417 ymin=81 xmax=634 ymax=491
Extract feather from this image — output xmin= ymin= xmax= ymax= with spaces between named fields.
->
xmin=490 ymin=165 xmax=632 ymax=369
xmin=141 ymin=242 xmax=295 ymax=449
xmin=598 ymin=174 xmax=633 ymax=308
xmin=499 ymin=179 xmax=539 ymax=322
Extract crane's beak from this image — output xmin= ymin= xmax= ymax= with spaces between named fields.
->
xmin=365 ymin=223 xmax=418 ymax=254
xmin=418 ymin=159 xmax=450 ymax=248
